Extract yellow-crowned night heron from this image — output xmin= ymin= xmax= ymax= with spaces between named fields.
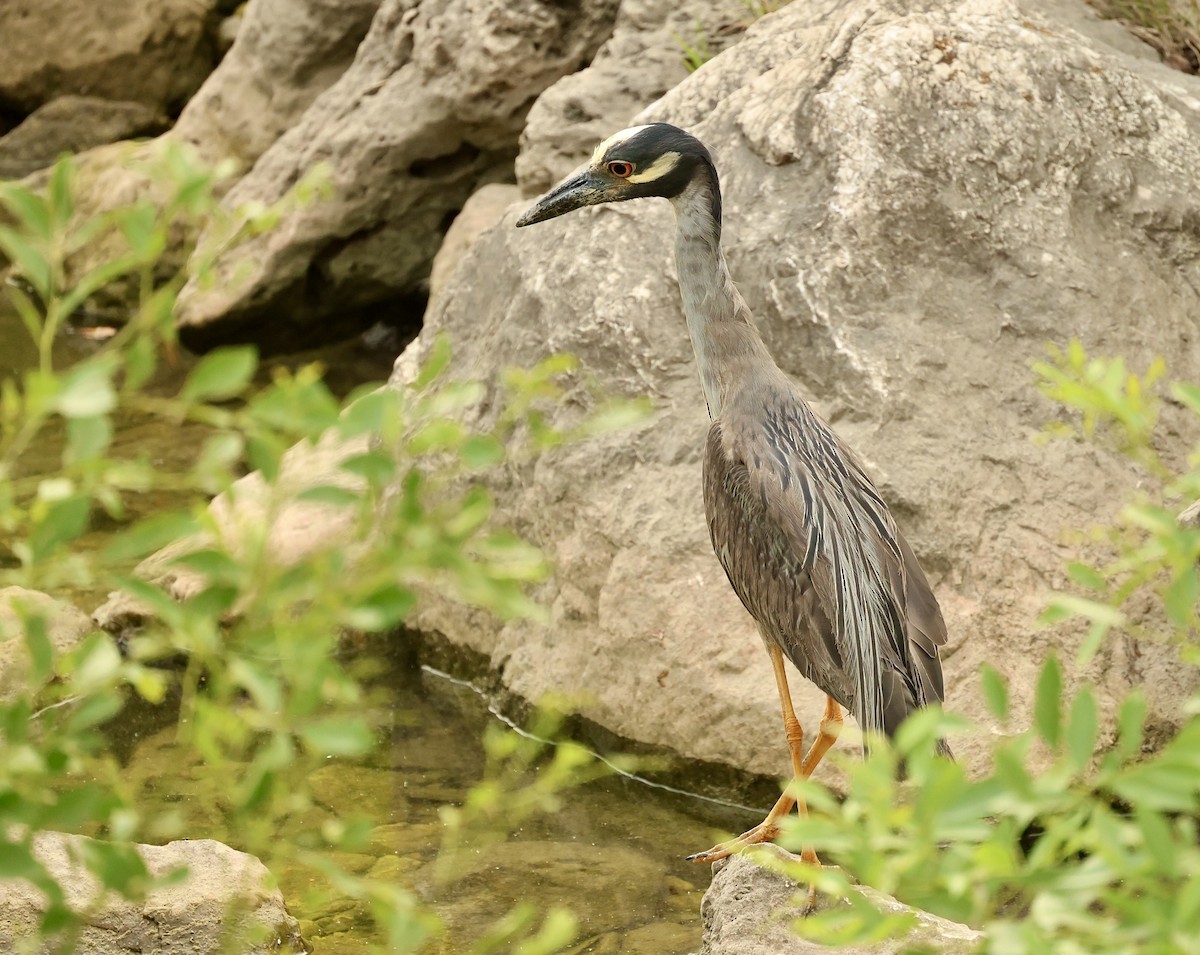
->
xmin=516 ymin=123 xmax=950 ymax=872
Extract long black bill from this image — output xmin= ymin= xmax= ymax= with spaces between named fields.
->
xmin=515 ymin=170 xmax=608 ymax=227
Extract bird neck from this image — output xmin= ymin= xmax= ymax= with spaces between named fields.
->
xmin=670 ymin=167 xmax=774 ymax=420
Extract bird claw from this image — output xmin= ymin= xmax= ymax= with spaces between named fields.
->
xmin=686 ymin=821 xmax=781 ymax=864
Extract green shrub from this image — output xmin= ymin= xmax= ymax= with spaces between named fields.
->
xmin=764 ymin=342 xmax=1200 ymax=953
xmin=0 ymin=146 xmax=647 ymax=952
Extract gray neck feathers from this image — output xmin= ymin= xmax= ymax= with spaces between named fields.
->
xmin=669 ymin=170 xmax=773 ymax=420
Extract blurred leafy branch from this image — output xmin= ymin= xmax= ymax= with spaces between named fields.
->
xmin=742 ymin=341 xmax=1200 ymax=953
xmin=0 ymin=145 xmax=649 ymax=953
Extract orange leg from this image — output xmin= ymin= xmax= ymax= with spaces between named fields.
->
xmin=688 ymin=649 xmax=845 ymax=912
xmin=688 ymin=644 xmax=813 ymax=863
xmin=801 ymin=694 xmax=843 ymax=779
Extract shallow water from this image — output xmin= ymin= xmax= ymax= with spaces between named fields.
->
xmin=111 ymin=659 xmax=753 ymax=953
xmin=4 ymin=303 xmax=766 ymax=951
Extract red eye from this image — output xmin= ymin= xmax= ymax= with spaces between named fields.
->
xmin=608 ymin=161 xmax=633 ymax=178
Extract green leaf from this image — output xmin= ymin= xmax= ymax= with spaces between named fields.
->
xmin=65 ymin=415 xmax=113 ymax=463
xmin=69 ymin=633 xmax=122 ymax=692
xmin=299 ymin=717 xmax=375 ymax=757
xmin=1170 ymin=381 xmax=1200 ymax=417
xmin=459 ymin=434 xmax=505 ymax=469
xmin=407 ymin=419 xmax=465 ymax=455
xmin=21 ymin=612 xmax=53 ymax=686
xmin=296 ymin=485 xmax=361 ymax=507
xmin=1066 ymin=561 xmax=1106 ymax=592
xmin=0 ymin=181 xmax=52 ymax=238
xmin=103 ymin=512 xmax=200 ymax=563
xmin=66 ymin=691 xmax=123 ymax=732
xmin=0 ymin=839 xmax=41 ymax=879
xmin=338 ymin=388 xmax=394 ymax=437
xmin=56 ymin=358 xmax=117 ymax=418
xmin=47 ymin=155 xmax=75 ymax=226
xmin=341 ymin=586 xmax=415 ymax=631
xmin=338 ymin=450 xmax=394 ymax=486
xmin=171 ymin=549 xmax=243 ymax=585
xmin=28 ymin=492 xmax=91 ymax=561
xmin=1164 ymin=568 xmax=1198 ymax=629
xmin=0 ymin=224 xmax=51 ymax=300
xmin=81 ymin=840 xmax=148 ymax=895
xmin=414 ymin=335 xmax=452 ymax=389
xmin=1034 ymin=657 xmax=1063 ymax=751
xmin=1113 ymin=693 xmax=1147 ymax=762
xmin=246 ymin=432 xmax=284 ymax=481
xmin=180 ymin=346 xmax=257 ymax=402
xmin=1065 ymin=685 xmax=1098 ymax=772
xmin=980 ymin=664 xmax=1009 ymax=722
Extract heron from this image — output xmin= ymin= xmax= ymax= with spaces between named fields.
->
xmin=516 ymin=123 xmax=950 ymax=876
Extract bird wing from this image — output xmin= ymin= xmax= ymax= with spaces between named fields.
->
xmin=703 ymin=403 xmax=946 ymax=738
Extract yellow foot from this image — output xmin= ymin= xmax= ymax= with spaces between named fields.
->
xmin=685 ymin=819 xmax=782 ymax=864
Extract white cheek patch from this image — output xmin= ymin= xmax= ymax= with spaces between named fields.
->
xmin=592 ymin=124 xmax=655 ymax=164
xmin=626 ymin=151 xmax=681 ymax=183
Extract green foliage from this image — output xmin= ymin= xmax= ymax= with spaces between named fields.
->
xmin=755 ymin=341 xmax=1200 ymax=953
xmin=1034 ymin=340 xmax=1200 ymax=662
xmin=674 ymin=19 xmax=715 ymax=73
xmin=0 ymin=146 xmax=649 ymax=951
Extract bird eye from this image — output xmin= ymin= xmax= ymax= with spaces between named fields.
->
xmin=608 ymin=161 xmax=634 ymax=178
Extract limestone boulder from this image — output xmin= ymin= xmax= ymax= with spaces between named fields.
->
xmin=0 ymin=832 xmax=305 ymax=954
xmin=396 ymin=0 xmax=1200 ymax=784
xmin=174 ymin=0 xmax=622 ymax=352
xmin=0 ymin=587 xmax=93 ymax=702
xmin=0 ymin=0 xmax=222 ymax=118
xmin=427 ymin=182 xmax=521 ymax=309
xmin=0 ymin=97 xmax=166 ymax=180
xmin=174 ymin=0 xmax=383 ymax=171
xmin=695 ymin=847 xmax=981 ymax=954
xmin=94 ymin=429 xmax=370 ymax=635
xmin=516 ymin=0 xmax=751 ymax=193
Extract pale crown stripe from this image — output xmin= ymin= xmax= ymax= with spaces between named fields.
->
xmin=626 ymin=151 xmax=682 ymax=184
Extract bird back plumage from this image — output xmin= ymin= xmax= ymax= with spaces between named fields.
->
xmin=703 ymin=370 xmax=949 ymax=749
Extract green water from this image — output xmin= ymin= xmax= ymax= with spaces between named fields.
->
xmin=113 ymin=660 xmax=742 ymax=953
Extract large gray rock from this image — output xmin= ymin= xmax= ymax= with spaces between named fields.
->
xmin=0 ymin=833 xmax=305 ymax=954
xmin=515 ymin=0 xmax=751 ymax=194
xmin=174 ymin=0 xmax=622 ymax=351
xmin=0 ymin=587 xmax=93 ymax=702
xmin=174 ymin=0 xmax=383 ymax=171
xmin=395 ymin=0 xmax=1200 ymax=783
xmin=0 ymin=0 xmax=221 ymax=117
xmin=427 ymin=182 xmax=521 ymax=309
xmin=696 ymin=847 xmax=981 ymax=954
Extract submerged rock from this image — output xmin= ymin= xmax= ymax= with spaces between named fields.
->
xmin=0 ymin=587 xmax=93 ymax=702
xmin=0 ymin=833 xmax=306 ymax=955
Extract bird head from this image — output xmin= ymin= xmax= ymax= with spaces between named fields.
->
xmin=515 ymin=123 xmax=717 ymax=227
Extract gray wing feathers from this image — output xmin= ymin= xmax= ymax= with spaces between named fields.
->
xmin=703 ymin=408 xmax=948 ymax=741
